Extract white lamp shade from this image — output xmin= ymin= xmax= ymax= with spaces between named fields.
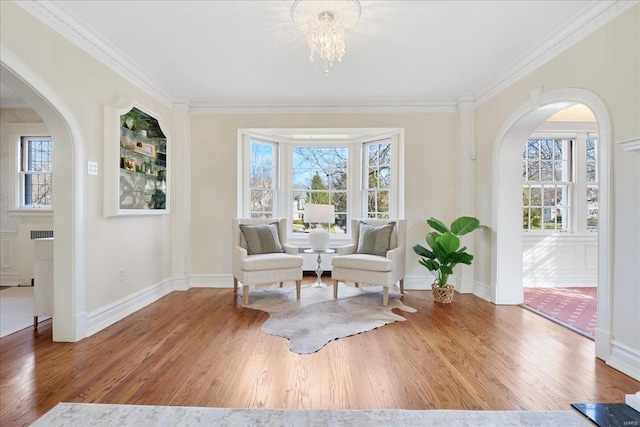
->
xmin=304 ymin=204 xmax=335 ymax=224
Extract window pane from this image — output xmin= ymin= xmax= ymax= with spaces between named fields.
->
xmin=27 ymin=139 xmax=53 ymax=172
xmin=587 ymin=186 xmax=599 ymax=206
xmin=530 ymin=187 xmax=542 ymax=206
xmin=527 ymin=140 xmax=539 ymax=159
xmin=587 ymin=208 xmax=599 ymax=229
xmin=554 ymin=140 xmax=563 ymax=160
xmin=527 ymin=161 xmax=539 ymax=181
xmin=586 ymin=162 xmax=597 ymax=182
xmin=24 ymin=173 xmax=52 ymax=206
xmin=540 ymin=139 xmax=553 ymax=160
xmin=530 ymin=208 xmax=542 ymax=229
xmin=587 ymin=139 xmax=597 ymax=160
xmin=543 ymin=187 xmax=556 ymax=207
xmin=250 ymin=141 xmax=276 ymax=218
xmin=553 ymin=161 xmax=564 ymax=181
xmin=541 ymin=161 xmax=553 ymax=181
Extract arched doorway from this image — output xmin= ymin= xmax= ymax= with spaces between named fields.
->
xmin=492 ymin=88 xmax=612 ymax=361
xmin=1 ymin=45 xmax=86 ymax=341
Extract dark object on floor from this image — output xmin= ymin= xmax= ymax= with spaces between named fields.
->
xmin=572 ymin=403 xmax=640 ymax=427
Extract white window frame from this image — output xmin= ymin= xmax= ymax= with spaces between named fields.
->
xmin=19 ymin=135 xmax=53 ymax=209
xmin=238 ymin=128 xmax=404 ymax=245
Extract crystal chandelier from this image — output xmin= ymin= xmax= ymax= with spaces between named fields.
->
xmin=291 ymin=0 xmax=361 ymax=76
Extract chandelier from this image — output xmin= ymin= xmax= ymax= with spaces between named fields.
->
xmin=291 ymin=0 xmax=361 ymax=76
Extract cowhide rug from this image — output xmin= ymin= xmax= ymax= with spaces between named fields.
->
xmin=240 ymin=282 xmax=416 ymax=354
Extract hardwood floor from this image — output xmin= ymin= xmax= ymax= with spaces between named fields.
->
xmin=1 ymin=283 xmax=638 ymax=426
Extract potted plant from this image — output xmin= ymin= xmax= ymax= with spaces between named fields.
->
xmin=413 ymin=216 xmax=482 ymax=303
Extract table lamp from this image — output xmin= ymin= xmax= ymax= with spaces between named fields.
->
xmin=304 ymin=204 xmax=335 ymax=251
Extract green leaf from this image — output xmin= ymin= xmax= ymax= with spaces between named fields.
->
xmin=423 ymin=259 xmax=440 ymax=272
xmin=413 ymin=244 xmax=434 ymax=259
xmin=427 ymin=217 xmax=449 ymax=234
xmin=450 ymin=216 xmax=481 ymax=236
xmin=435 ymin=232 xmax=460 ymax=254
xmin=426 ymin=232 xmax=440 ymax=250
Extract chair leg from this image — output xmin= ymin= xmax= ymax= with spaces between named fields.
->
xmin=333 ymin=279 xmax=339 ymax=299
xmin=233 ymin=277 xmax=238 ymax=293
xmin=296 ymin=280 xmax=301 ymax=300
xmin=383 ymin=286 xmax=389 ymax=306
xmin=279 ymin=281 xmax=284 ymax=288
xmin=399 ymin=279 xmax=404 ymax=294
xmin=243 ymin=284 xmax=250 ymax=305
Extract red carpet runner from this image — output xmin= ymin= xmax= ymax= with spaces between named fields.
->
xmin=523 ymin=287 xmax=597 ymax=339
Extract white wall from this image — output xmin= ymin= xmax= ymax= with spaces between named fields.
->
xmin=523 ymin=234 xmax=597 ymax=287
xmin=474 ymin=4 xmax=640 ymax=379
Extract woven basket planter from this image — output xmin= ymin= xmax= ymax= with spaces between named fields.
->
xmin=432 ymin=284 xmax=455 ymax=304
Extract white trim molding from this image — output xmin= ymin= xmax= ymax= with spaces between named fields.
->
xmin=618 ymin=136 xmax=640 ymax=153
xmin=190 ymin=274 xmax=234 ymax=288
xmin=15 ymin=0 xmax=175 ymax=108
xmin=1 ymin=43 xmax=87 ymax=342
xmin=189 ymin=100 xmax=459 ymax=115
xmin=86 ymin=279 xmax=173 ymax=337
xmin=472 ymin=280 xmax=492 ymax=302
xmin=608 ymin=340 xmax=640 ymax=381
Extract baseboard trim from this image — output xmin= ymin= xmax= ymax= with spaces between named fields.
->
xmin=172 ymin=277 xmax=190 ymax=291
xmin=0 ymin=274 xmax=20 ymax=286
xmin=522 ymin=276 xmax=597 ymax=287
xmin=86 ymin=279 xmax=173 ymax=337
xmin=402 ymin=275 xmax=432 ymax=290
xmin=473 ymin=280 xmax=492 ymax=302
xmin=607 ymin=340 xmax=640 ymax=381
xmin=189 ymin=274 xmax=233 ymax=288
xmin=594 ymin=327 xmax=611 ymax=361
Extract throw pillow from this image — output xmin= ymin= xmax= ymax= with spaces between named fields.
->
xmin=356 ymin=221 xmax=396 ymax=256
xmin=239 ymin=222 xmax=284 ymax=255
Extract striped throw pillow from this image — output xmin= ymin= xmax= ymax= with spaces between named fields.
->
xmin=239 ymin=223 xmax=284 ymax=255
xmin=356 ymin=222 xmax=396 ymax=256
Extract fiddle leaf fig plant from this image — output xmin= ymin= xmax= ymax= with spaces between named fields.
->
xmin=413 ymin=216 xmax=483 ymax=288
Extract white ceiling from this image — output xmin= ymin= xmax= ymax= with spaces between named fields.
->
xmin=5 ymin=1 xmax=630 ymax=109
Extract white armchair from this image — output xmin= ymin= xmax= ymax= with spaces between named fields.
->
xmin=232 ymin=218 xmax=304 ymax=304
xmin=331 ymin=219 xmax=406 ymax=306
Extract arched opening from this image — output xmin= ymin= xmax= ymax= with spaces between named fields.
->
xmin=492 ymin=88 xmax=612 ymax=361
xmin=1 ymin=45 xmax=86 ymax=341
xmin=520 ymin=104 xmax=599 ymax=339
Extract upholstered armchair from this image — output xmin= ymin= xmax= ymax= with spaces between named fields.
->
xmin=331 ymin=219 xmax=406 ymax=306
xmin=232 ymin=218 xmax=304 ymax=305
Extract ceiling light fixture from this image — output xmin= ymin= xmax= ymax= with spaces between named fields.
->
xmin=291 ymin=0 xmax=361 ymax=76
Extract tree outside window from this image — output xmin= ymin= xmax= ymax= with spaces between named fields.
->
xmin=292 ymin=146 xmax=347 ymax=234
xmin=249 ymin=141 xmax=275 ymax=218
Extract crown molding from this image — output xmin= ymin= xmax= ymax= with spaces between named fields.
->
xmin=618 ymin=137 xmax=640 ymax=153
xmin=474 ymin=0 xmax=638 ymax=106
xmin=189 ymin=100 xmax=459 ymax=115
xmin=15 ymin=0 xmax=176 ymax=109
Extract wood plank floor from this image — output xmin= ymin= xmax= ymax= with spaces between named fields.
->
xmin=1 ymin=282 xmax=638 ymax=426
